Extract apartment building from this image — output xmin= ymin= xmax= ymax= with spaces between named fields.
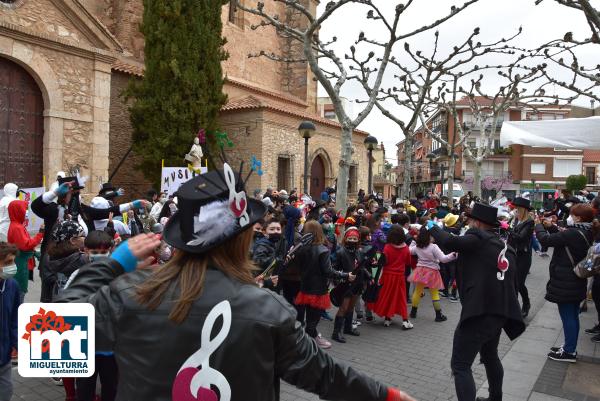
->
xmin=396 ymin=97 xmax=592 ymax=199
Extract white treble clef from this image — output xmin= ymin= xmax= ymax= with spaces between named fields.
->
xmin=174 ymin=300 xmax=232 ymax=401
xmin=223 ymin=163 xmax=249 ymax=228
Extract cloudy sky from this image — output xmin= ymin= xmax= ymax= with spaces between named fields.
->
xmin=315 ymin=0 xmax=599 ymax=164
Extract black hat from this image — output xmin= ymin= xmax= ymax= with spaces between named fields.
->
xmin=163 ymin=163 xmax=266 ymax=254
xmin=465 ymin=203 xmax=500 ymax=227
xmin=99 ymin=182 xmax=115 ymax=195
xmin=512 ymin=197 xmax=532 ymax=210
xmin=58 ymin=176 xmax=85 ymax=190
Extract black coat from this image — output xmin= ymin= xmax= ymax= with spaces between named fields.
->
xmin=297 ymin=244 xmax=347 ymax=295
xmin=57 ymin=260 xmax=393 ymax=401
xmin=535 ymin=224 xmax=592 ymax=304
xmin=509 ymin=219 xmax=534 ymax=272
xmin=431 ymin=226 xmax=525 ymax=340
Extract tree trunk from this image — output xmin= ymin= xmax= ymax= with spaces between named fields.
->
xmin=472 ymin=159 xmax=483 ymax=198
xmin=446 ymin=152 xmax=456 ymax=203
xmin=402 ymin=135 xmax=413 ymax=199
xmin=336 ymin=125 xmax=353 ymax=210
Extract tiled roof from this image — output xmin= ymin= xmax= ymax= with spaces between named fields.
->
xmin=222 ymin=95 xmax=369 ymax=136
xmin=112 ymin=60 xmax=145 ymax=77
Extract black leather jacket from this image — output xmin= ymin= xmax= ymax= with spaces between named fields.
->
xmin=58 ymin=259 xmax=392 ymax=401
xmin=508 ymin=219 xmax=534 ymax=255
xmin=296 ymin=244 xmax=348 ymax=295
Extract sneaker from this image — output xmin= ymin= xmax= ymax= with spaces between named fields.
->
xmin=51 ymin=378 xmax=64 ymax=386
xmin=449 ymin=295 xmax=459 ymax=303
xmin=316 ymin=334 xmax=332 ymax=349
xmin=383 ymin=319 xmax=392 ymax=327
xmin=440 ymin=290 xmax=449 ymax=298
xmin=550 ymin=346 xmax=563 ymax=353
xmin=401 ymin=320 xmax=414 ymax=330
xmin=591 ymin=334 xmax=600 ymax=344
xmin=353 ymin=320 xmax=362 ymax=327
xmin=585 ymin=324 xmax=600 ymax=335
xmin=548 ymin=349 xmax=577 ymax=363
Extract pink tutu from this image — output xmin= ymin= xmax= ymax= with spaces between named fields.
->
xmin=408 ymin=266 xmax=445 ymax=290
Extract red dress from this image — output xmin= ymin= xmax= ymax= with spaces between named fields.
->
xmin=368 ymin=244 xmax=411 ymax=320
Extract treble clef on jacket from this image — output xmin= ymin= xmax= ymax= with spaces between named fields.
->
xmin=172 ymin=300 xmax=232 ymax=401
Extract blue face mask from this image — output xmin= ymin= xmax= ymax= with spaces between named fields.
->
xmin=89 ymin=253 xmax=110 ymax=262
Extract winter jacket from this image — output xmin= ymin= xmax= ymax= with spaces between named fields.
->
xmin=44 ymin=251 xmax=89 ymax=300
xmin=0 ymin=183 xmax=18 ymax=242
xmin=431 ymin=226 xmax=525 ymax=340
xmin=335 ymin=246 xmax=371 ymax=293
xmin=508 ymin=219 xmax=534 ymax=255
xmin=57 ymin=258 xmax=398 ymax=401
xmin=297 ymin=244 xmax=348 ymax=295
xmin=535 ymin=223 xmax=592 ymax=304
xmin=0 ymin=278 xmax=20 ymax=367
xmin=7 ymin=200 xmax=43 ymax=293
xmin=7 ymin=201 xmax=43 ymax=251
xmin=252 ymin=237 xmax=286 ymax=272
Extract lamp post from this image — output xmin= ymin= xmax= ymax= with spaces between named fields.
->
xmin=298 ymin=121 xmax=316 ymax=195
xmin=364 ymin=135 xmax=378 ymax=195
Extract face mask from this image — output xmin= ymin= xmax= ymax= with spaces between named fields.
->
xmin=0 ymin=264 xmax=17 ymax=279
xmin=567 ymin=215 xmax=575 ymax=226
xmin=89 ymin=253 xmax=110 ymax=262
xmin=268 ymin=233 xmax=282 ymax=242
xmin=345 ymin=242 xmax=358 ymax=249
xmin=159 ymin=196 xmax=167 ymax=205
xmin=169 ymin=203 xmax=178 ymax=214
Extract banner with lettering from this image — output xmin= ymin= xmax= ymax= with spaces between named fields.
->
xmin=161 ymin=167 xmax=208 ymax=196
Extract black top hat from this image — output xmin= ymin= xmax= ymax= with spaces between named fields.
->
xmin=512 ymin=197 xmax=532 ymax=210
xmin=466 ymin=203 xmax=500 ymax=227
xmin=163 ymin=163 xmax=266 ymax=254
xmin=58 ymin=176 xmax=85 ymax=191
xmin=99 ymin=182 xmax=115 ymax=194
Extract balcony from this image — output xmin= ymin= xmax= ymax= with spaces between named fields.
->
xmin=463 ymin=120 xmax=504 ymax=131
xmin=492 ymin=147 xmax=512 ymax=156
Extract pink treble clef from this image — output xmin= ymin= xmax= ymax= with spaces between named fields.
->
xmin=172 ymin=300 xmax=232 ymax=401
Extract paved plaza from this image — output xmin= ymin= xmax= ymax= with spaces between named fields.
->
xmin=11 ymin=252 xmax=600 ymax=401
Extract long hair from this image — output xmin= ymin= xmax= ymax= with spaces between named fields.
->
xmin=302 ymin=220 xmax=325 ymax=245
xmin=416 ymin=227 xmax=432 ymax=249
xmin=366 ymin=215 xmax=381 ymax=232
xmin=516 ymin=206 xmax=531 ymax=222
xmin=136 ymin=228 xmax=255 ymax=324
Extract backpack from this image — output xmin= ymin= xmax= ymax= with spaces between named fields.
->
xmin=565 ymin=230 xmax=600 ymax=279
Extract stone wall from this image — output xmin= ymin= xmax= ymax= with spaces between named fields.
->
xmin=108 ymin=71 xmax=153 ymax=199
xmin=0 ymin=0 xmax=91 ymax=46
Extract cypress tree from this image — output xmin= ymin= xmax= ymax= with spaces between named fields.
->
xmin=127 ymin=0 xmax=228 ymax=183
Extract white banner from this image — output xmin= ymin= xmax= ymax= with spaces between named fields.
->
xmin=0 ymin=187 xmax=45 ymax=233
xmin=500 ymin=116 xmax=600 ymax=148
xmin=161 ymin=167 xmax=208 ymax=196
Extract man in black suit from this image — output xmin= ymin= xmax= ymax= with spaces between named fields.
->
xmin=430 ymin=203 xmax=525 ymax=401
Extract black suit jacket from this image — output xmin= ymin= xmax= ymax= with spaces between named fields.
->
xmin=431 ymin=226 xmax=525 ymax=340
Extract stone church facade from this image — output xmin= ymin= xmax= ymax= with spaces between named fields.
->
xmin=0 ymin=0 xmax=369 ymax=200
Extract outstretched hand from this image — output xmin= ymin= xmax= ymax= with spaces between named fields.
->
xmin=128 ymin=233 xmax=161 ymax=268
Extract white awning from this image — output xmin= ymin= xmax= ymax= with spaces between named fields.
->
xmin=500 ymin=116 xmax=600 ymax=148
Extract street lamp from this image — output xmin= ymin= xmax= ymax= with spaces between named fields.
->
xmin=299 ymin=121 xmax=316 ymax=195
xmin=364 ymin=135 xmax=378 ymax=195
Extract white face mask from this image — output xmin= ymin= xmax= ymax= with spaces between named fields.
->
xmin=567 ymin=215 xmax=575 ymax=226
xmin=159 ymin=196 xmax=168 ymax=205
xmin=89 ymin=253 xmax=110 ymax=262
xmin=0 ymin=264 xmax=18 ymax=279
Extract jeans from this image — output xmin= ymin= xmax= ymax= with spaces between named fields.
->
xmin=557 ymin=303 xmax=580 ymax=354
xmin=76 ymin=355 xmax=118 ymax=401
xmin=452 ymin=315 xmax=506 ymax=401
xmin=0 ymin=362 xmax=12 ymax=401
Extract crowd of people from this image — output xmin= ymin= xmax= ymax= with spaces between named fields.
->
xmin=0 ymin=167 xmax=600 ymax=401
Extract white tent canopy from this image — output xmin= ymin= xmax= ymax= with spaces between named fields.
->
xmin=500 ymin=116 xmax=600 ymax=148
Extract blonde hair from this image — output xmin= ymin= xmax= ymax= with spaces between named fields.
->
xmin=516 ymin=206 xmax=531 ymax=222
xmin=136 ymin=229 xmax=256 ymax=324
xmin=303 ymin=220 xmax=325 ymax=245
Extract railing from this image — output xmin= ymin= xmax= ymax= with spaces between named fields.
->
xmin=463 ymin=120 xmax=504 ymax=130
xmin=492 ymin=147 xmax=512 ymax=156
